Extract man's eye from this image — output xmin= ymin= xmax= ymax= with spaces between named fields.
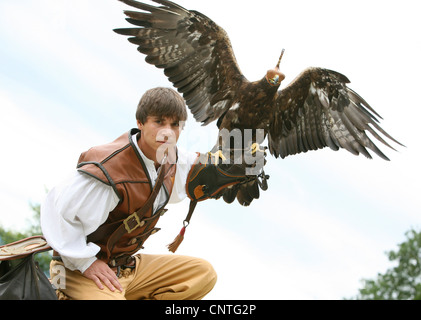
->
xmin=172 ymin=123 xmax=180 ymax=127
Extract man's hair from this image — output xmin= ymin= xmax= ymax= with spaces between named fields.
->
xmin=136 ymin=87 xmax=188 ymax=124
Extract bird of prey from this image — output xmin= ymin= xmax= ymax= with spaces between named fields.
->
xmin=114 ymin=0 xmax=403 ymax=203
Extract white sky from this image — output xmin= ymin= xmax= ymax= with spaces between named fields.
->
xmin=0 ymin=0 xmax=420 ymax=300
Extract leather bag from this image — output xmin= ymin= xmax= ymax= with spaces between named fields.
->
xmin=0 ymin=236 xmax=57 ymax=300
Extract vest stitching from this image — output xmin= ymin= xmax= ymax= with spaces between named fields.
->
xmin=77 ymin=162 xmax=121 ymax=201
xmin=101 ymin=144 xmax=131 ymax=164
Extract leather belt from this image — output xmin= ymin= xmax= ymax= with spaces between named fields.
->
xmin=108 ymin=255 xmax=135 ymax=268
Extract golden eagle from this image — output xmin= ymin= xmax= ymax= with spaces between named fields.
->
xmin=114 ymin=0 xmax=403 ymax=205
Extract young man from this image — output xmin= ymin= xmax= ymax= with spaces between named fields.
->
xmin=41 ymin=87 xmax=262 ymax=300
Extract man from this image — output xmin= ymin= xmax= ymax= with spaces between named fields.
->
xmin=41 ymin=87 xmax=262 ymax=300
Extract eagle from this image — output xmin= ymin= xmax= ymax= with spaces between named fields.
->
xmin=114 ymin=0 xmax=403 ymax=204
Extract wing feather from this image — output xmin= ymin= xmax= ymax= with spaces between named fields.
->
xmin=269 ymin=67 xmax=403 ymax=160
xmin=115 ymin=0 xmax=247 ymax=125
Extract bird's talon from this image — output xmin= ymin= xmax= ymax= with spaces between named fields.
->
xmin=251 ymin=143 xmax=263 ymax=155
xmin=208 ymin=150 xmax=227 ymax=163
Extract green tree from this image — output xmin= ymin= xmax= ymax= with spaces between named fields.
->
xmin=353 ymin=228 xmax=421 ymax=300
xmin=0 ymin=203 xmax=51 ymax=274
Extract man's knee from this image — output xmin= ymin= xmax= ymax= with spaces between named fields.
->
xmin=196 ymin=258 xmax=217 ymax=289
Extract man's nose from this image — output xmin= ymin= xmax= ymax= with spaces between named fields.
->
xmin=158 ymin=127 xmax=175 ymax=141
xmin=161 ymin=126 xmax=172 ymax=135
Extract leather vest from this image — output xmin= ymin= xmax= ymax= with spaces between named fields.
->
xmin=77 ymin=129 xmax=176 ymax=266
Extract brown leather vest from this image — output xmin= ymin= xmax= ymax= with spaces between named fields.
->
xmin=77 ymin=129 xmax=176 ymax=266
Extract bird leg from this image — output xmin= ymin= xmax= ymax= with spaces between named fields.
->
xmin=251 ymin=143 xmax=259 ymax=155
xmin=251 ymin=142 xmax=267 ymax=155
xmin=208 ymin=150 xmax=227 ymax=164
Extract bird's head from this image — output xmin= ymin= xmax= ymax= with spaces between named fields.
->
xmin=265 ymin=49 xmax=286 ymax=87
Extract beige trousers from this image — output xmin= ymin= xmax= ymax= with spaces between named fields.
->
xmin=50 ymin=254 xmax=217 ymax=300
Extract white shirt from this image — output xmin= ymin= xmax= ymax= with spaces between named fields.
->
xmin=40 ymin=136 xmax=197 ymax=273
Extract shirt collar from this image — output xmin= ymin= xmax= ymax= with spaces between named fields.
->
xmin=131 ymin=133 xmax=157 ymax=172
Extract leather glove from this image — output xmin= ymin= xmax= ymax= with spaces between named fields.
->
xmin=168 ymin=145 xmax=269 ymax=252
xmin=186 ymin=145 xmax=269 ymax=206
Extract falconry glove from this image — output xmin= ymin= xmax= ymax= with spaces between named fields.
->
xmin=167 ymin=146 xmax=269 ymax=252
xmin=186 ymin=146 xmax=268 ymax=203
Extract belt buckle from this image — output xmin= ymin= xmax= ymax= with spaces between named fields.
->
xmin=123 ymin=212 xmax=142 ymax=233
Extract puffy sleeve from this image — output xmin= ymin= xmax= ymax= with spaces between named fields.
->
xmin=40 ymin=171 xmax=120 ymax=272
xmin=169 ymin=148 xmax=198 ymax=204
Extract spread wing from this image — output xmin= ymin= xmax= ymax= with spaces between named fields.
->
xmin=114 ymin=0 xmax=247 ymax=125
xmin=268 ymin=67 xmax=403 ymax=160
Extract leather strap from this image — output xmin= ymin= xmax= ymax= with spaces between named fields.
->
xmin=0 ymin=236 xmax=51 ymax=261
xmin=107 ymin=158 xmax=170 ymax=266
xmin=184 ymin=200 xmax=197 ymax=227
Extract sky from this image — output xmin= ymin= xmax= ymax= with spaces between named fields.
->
xmin=0 ymin=0 xmax=420 ymax=300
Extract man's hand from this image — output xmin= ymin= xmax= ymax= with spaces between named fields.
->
xmin=82 ymin=259 xmax=123 ymax=292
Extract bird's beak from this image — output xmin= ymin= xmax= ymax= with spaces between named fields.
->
xmin=265 ymin=49 xmax=286 ymax=86
xmin=266 ymin=67 xmax=285 ymax=86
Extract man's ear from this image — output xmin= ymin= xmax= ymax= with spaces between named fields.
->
xmin=137 ymin=119 xmax=143 ymax=130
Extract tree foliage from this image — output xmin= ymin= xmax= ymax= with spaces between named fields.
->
xmin=354 ymin=228 xmax=421 ymax=300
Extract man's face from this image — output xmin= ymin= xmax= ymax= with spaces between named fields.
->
xmin=137 ymin=116 xmax=183 ymax=164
